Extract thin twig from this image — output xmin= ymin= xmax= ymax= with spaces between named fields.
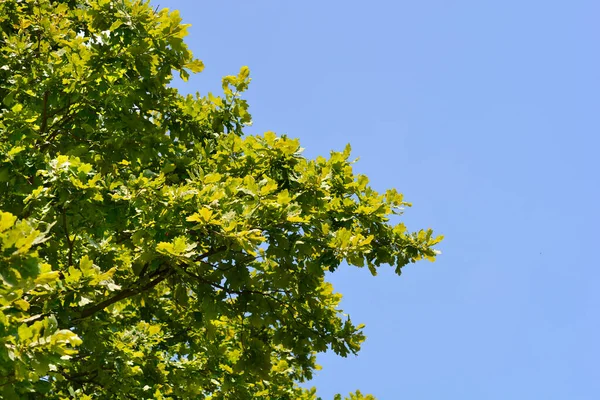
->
xmin=40 ymin=90 xmax=49 ymax=134
xmin=62 ymin=209 xmax=74 ymax=267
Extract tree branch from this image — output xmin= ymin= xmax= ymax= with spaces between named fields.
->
xmin=73 ymin=246 xmax=227 ymax=322
xmin=75 ymin=267 xmax=173 ymax=321
xmin=0 ymin=374 xmax=15 ymax=388
xmin=180 ymin=266 xmax=287 ymax=306
xmin=196 ymin=246 xmax=227 ymax=261
xmin=40 ymin=90 xmax=49 ymax=134
xmin=181 ymin=264 xmax=330 ymax=350
xmin=62 ymin=209 xmax=74 ymax=267
xmin=61 ymin=369 xmax=98 ymax=381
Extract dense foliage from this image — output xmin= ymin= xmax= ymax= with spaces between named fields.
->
xmin=0 ymin=0 xmax=441 ymax=398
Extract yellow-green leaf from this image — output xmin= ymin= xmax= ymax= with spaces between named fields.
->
xmin=0 ymin=212 xmax=17 ymax=232
xmin=14 ymin=299 xmax=30 ymax=311
xmin=35 ymin=271 xmax=60 ymax=285
xmin=185 ymin=59 xmax=204 ymax=73
xmin=148 ymin=325 xmax=161 ymax=335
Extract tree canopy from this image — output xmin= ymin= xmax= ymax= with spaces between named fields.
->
xmin=0 ymin=0 xmax=442 ymax=398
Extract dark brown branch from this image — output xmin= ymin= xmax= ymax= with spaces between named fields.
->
xmin=40 ymin=91 xmax=49 ymax=134
xmin=181 ymin=264 xmax=329 ymax=347
xmin=198 ymin=259 xmax=238 ymax=272
xmin=46 ymin=96 xmax=73 ymax=120
xmin=62 ymin=209 xmax=74 ymax=267
xmin=38 ymin=105 xmax=80 ymax=150
xmin=60 ymin=369 xmax=105 ymax=392
xmin=47 ymin=111 xmax=76 ymax=137
xmin=0 ymin=374 xmax=15 ymax=388
xmin=180 ymin=267 xmax=287 ymax=306
xmin=61 ymin=369 xmax=98 ymax=381
xmin=197 ymin=246 xmax=227 ymax=260
xmin=73 ymin=246 xmax=227 ymax=322
xmin=137 ymin=262 xmax=149 ymax=278
xmin=76 ymin=267 xmax=173 ymax=321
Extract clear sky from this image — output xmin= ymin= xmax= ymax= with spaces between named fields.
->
xmin=160 ymin=1 xmax=600 ymax=398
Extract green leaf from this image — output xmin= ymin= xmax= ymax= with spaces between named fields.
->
xmin=14 ymin=299 xmax=30 ymax=311
xmin=79 ymin=255 xmax=94 ymax=274
xmin=187 ymin=208 xmax=213 ymax=223
xmin=148 ymin=325 xmax=161 ymax=335
xmin=109 ymin=20 xmax=123 ymax=31
xmin=35 ymin=271 xmax=60 ymax=285
xmin=18 ymin=323 xmax=33 ymax=341
xmin=0 ymin=212 xmax=17 ymax=232
xmin=185 ymin=59 xmax=205 ymax=73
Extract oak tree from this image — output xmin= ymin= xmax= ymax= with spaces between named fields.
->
xmin=0 ymin=0 xmax=442 ymax=398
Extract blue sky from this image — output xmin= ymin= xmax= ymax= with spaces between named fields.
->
xmin=161 ymin=1 xmax=600 ymax=398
